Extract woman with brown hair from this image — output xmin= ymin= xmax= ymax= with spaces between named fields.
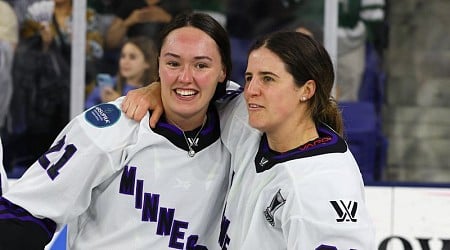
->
xmin=85 ymin=36 xmax=158 ymax=109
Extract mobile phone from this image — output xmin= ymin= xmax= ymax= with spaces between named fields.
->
xmin=97 ymin=73 xmax=114 ymax=89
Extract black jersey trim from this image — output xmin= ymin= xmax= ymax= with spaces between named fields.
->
xmin=255 ymin=124 xmax=347 ymax=173
xmin=0 ymin=197 xmax=56 ymax=246
xmin=152 ymin=105 xmax=221 ymax=153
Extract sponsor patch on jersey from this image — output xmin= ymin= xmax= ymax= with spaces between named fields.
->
xmin=85 ymin=103 xmax=121 ymax=128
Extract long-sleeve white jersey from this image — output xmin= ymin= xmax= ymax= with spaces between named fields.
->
xmin=217 ymin=95 xmax=376 ymax=250
xmin=2 ymin=97 xmax=230 ymax=250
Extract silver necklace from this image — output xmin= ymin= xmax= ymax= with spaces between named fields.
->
xmin=170 ymin=116 xmax=207 ymax=157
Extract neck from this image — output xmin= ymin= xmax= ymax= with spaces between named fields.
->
xmin=166 ymin=113 xmax=207 ymax=131
xmin=266 ymin=118 xmax=318 ymax=153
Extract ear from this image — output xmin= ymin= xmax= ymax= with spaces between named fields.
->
xmin=300 ymin=80 xmax=316 ymax=101
xmin=218 ymin=66 xmax=226 ymax=83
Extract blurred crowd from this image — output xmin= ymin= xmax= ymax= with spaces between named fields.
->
xmin=0 ymin=0 xmax=388 ymax=179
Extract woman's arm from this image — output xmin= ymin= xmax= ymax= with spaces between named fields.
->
xmin=0 ymin=197 xmax=56 ymax=248
xmin=121 ymin=80 xmax=243 ymax=128
xmin=121 ymin=82 xmax=163 ymax=128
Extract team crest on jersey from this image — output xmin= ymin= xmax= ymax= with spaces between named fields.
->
xmin=264 ymin=189 xmax=286 ymax=227
xmin=85 ymin=103 xmax=121 ymax=128
xmin=330 ymin=200 xmax=358 ymax=222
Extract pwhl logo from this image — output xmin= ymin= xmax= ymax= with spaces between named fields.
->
xmin=264 ymin=189 xmax=286 ymax=227
xmin=330 ymin=200 xmax=358 ymax=222
xmin=187 ymin=137 xmax=199 ymax=147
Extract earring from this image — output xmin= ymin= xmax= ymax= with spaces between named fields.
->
xmin=301 ymin=96 xmax=307 ymax=102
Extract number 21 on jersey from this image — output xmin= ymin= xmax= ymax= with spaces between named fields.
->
xmin=38 ymin=135 xmax=77 ymax=180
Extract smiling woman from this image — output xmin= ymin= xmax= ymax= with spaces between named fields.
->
xmin=0 ymin=12 xmax=236 ymax=249
xmin=159 ymin=26 xmax=226 ymax=130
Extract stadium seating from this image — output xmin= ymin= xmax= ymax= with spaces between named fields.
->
xmin=339 ymin=42 xmax=388 ymax=183
xmin=339 ymin=101 xmax=379 ymax=183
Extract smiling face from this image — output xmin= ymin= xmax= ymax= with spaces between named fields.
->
xmin=159 ymin=26 xmax=225 ymax=129
xmin=244 ymin=47 xmax=306 ymax=135
xmin=119 ymin=42 xmax=149 ymax=86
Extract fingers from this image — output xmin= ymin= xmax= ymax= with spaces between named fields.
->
xmin=121 ymin=97 xmax=138 ymax=119
xmin=149 ymin=106 xmax=163 ymax=128
xmin=121 ymin=95 xmax=130 ymax=112
xmin=122 ymin=95 xmax=150 ymax=121
xmin=121 ymin=90 xmax=140 ymax=119
xmin=132 ymin=97 xmax=149 ymax=121
xmin=121 ymin=83 xmax=163 ymax=124
xmin=126 ymin=103 xmax=138 ymax=120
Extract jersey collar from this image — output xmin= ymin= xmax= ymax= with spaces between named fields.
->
xmin=152 ymin=105 xmax=221 ymax=154
xmin=254 ymin=124 xmax=347 ymax=173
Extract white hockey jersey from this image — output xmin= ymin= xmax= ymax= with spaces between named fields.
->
xmin=3 ymin=98 xmax=230 ymax=250
xmin=218 ymin=95 xmax=376 ymax=249
xmin=0 ymin=137 xmax=7 ymax=195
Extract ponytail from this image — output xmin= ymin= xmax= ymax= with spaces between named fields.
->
xmin=314 ymin=96 xmax=344 ymax=136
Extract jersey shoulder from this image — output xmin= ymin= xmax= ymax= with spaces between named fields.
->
xmin=285 ymin=150 xmax=364 ymax=195
xmin=215 ymin=80 xmax=243 ymax=106
xmin=219 ymin=94 xmax=261 ymax=154
xmin=74 ymin=97 xmax=143 ymax=152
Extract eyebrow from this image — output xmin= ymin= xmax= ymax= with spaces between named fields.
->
xmin=245 ymin=71 xmax=280 ymax=78
xmin=162 ymin=52 xmax=213 ymax=61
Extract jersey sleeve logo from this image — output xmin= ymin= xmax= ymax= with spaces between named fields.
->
xmin=330 ymin=200 xmax=358 ymax=222
xmin=85 ymin=103 xmax=121 ymax=128
xmin=264 ymin=189 xmax=286 ymax=227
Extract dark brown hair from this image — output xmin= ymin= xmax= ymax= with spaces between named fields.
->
xmin=157 ymin=12 xmax=232 ymax=101
xmin=116 ymin=36 xmax=159 ymax=94
xmin=249 ymin=31 xmax=343 ymax=135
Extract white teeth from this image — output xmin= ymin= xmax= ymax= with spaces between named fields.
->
xmin=176 ymin=89 xmax=197 ymax=96
xmin=249 ymin=104 xmax=260 ymax=108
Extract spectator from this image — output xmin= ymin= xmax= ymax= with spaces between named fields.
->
xmin=85 ymin=36 xmax=158 ymax=109
xmin=291 ymin=0 xmax=386 ymax=101
xmin=3 ymin=0 xmax=104 ymax=174
xmin=225 ymin=0 xmax=302 ymax=84
xmin=4 ymin=0 xmax=41 ymax=27
xmin=105 ymin=0 xmax=191 ymax=49
xmin=0 ymin=0 xmax=18 ymax=133
xmin=0 ymin=1 xmax=18 ymax=48
xmin=191 ymin=0 xmax=226 ymax=27
xmin=21 ymin=0 xmax=104 ymax=84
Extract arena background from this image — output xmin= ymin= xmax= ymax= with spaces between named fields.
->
xmin=48 ymin=2 xmax=450 ymax=249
